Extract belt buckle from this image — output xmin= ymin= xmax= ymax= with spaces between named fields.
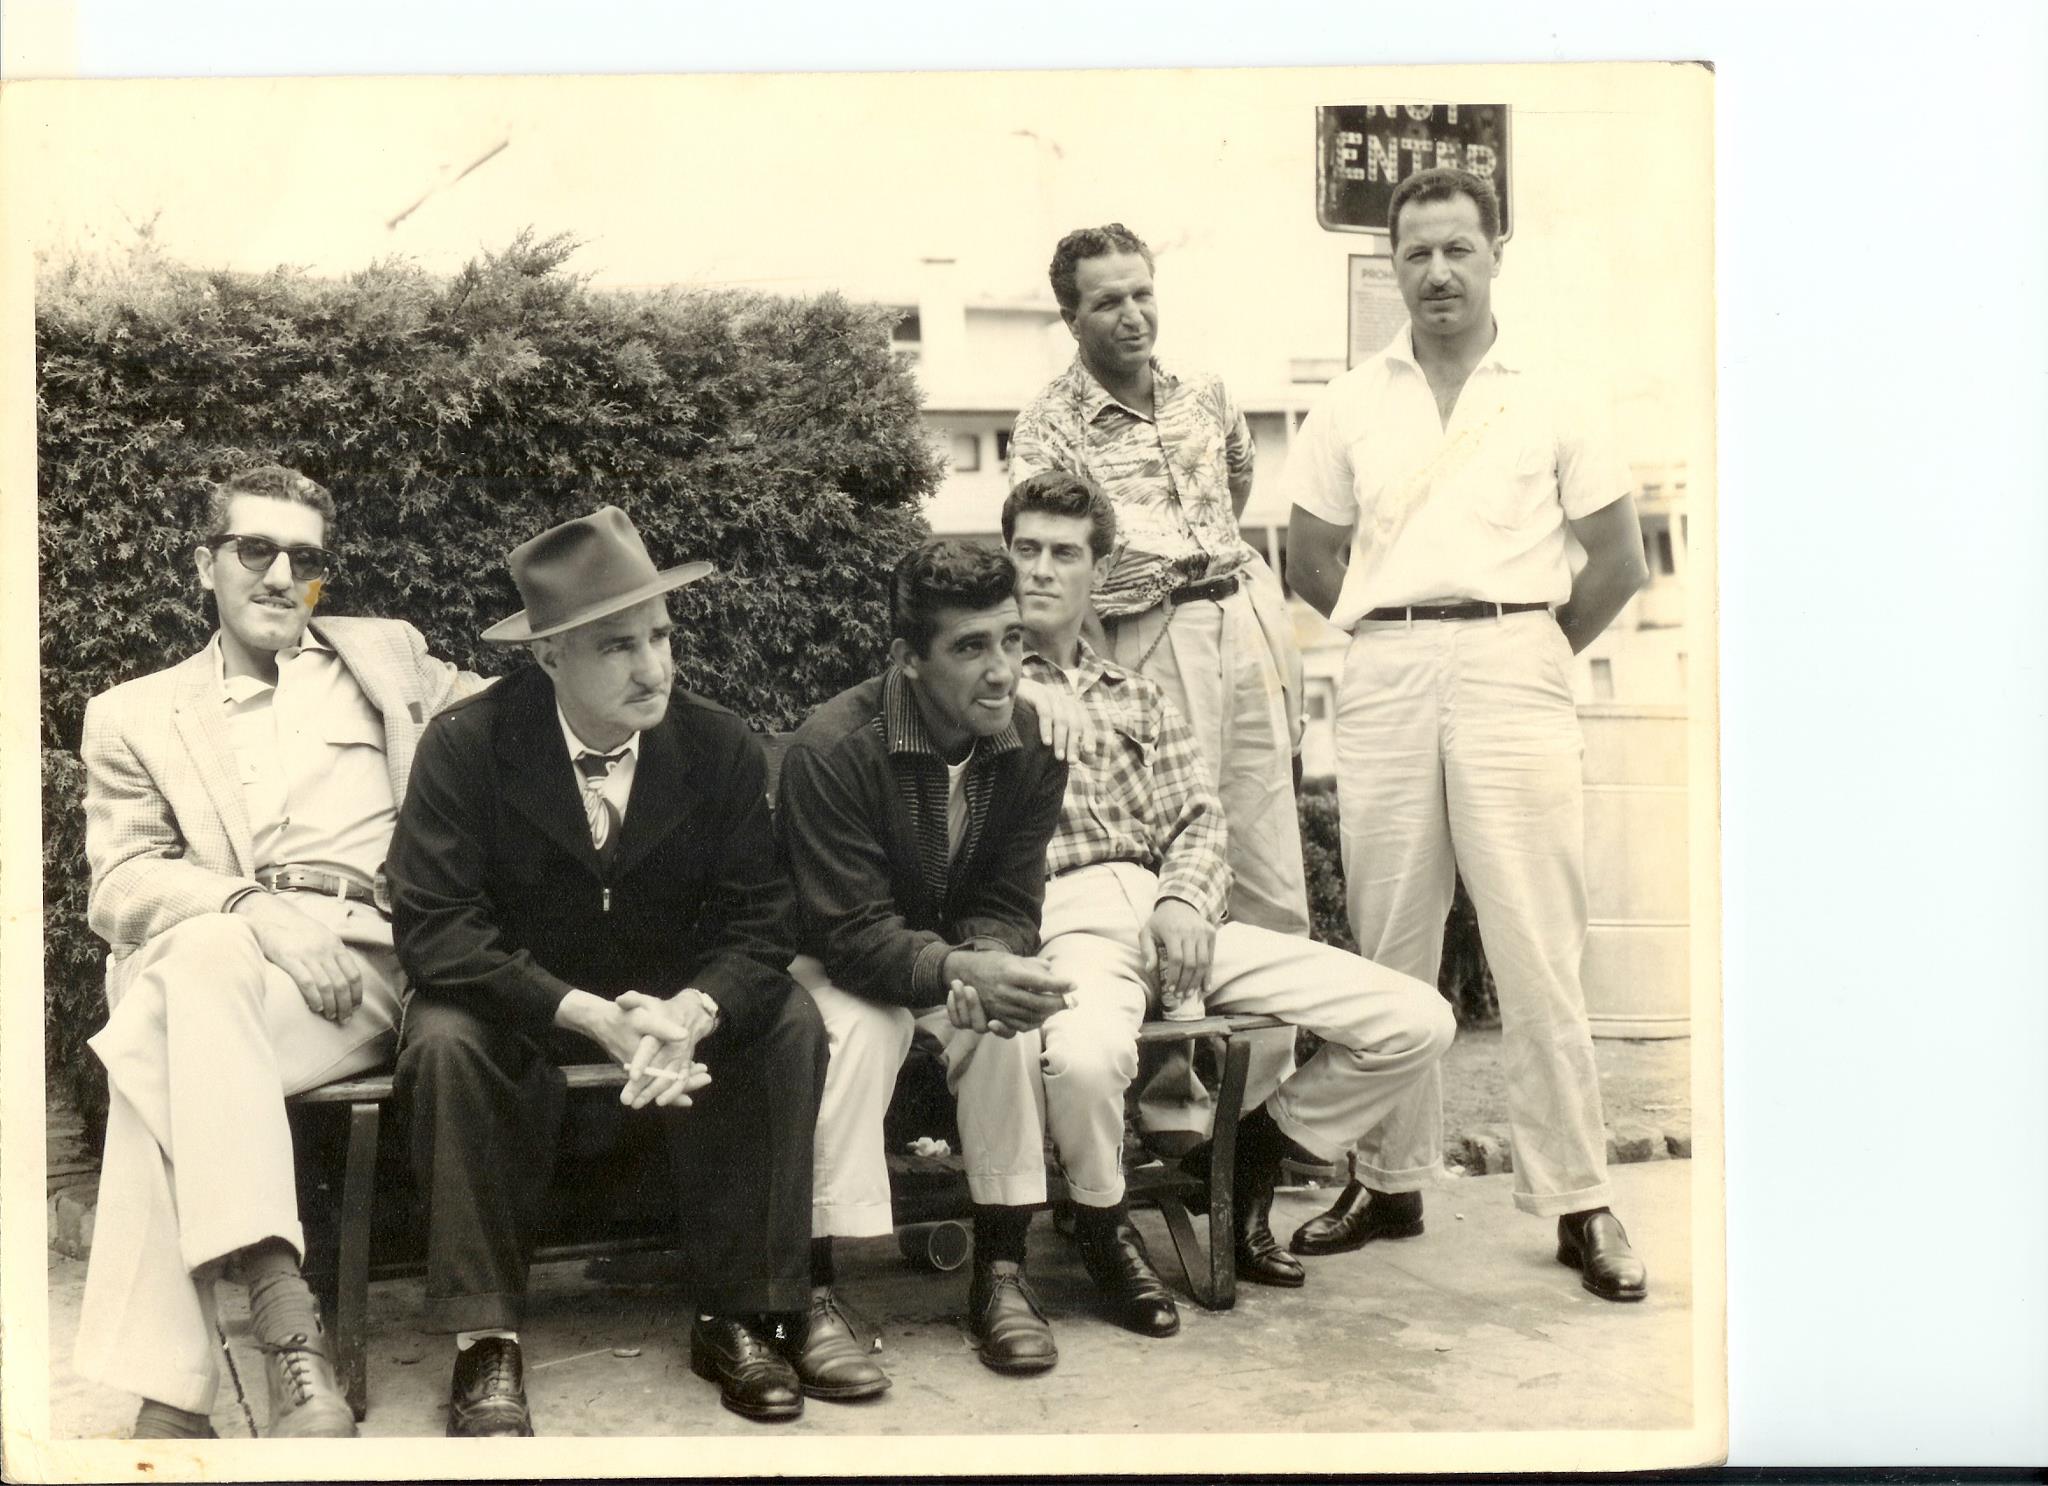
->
xmin=373 ymin=869 xmax=393 ymax=915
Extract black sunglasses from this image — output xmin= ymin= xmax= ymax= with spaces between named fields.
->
xmin=207 ymin=534 xmax=335 ymax=582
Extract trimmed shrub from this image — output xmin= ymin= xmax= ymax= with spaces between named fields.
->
xmin=38 ymin=233 xmax=943 ymax=1129
xmin=1297 ymin=778 xmax=1499 ymax=1028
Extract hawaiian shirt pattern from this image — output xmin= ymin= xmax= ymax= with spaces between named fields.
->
xmin=881 ymin=665 xmax=1022 ymax=916
xmin=1024 ymin=639 xmax=1230 ymax=923
xmin=1011 ymin=354 xmax=1257 ymax=620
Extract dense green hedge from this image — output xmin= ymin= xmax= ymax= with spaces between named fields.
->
xmin=1298 ymin=778 xmax=1499 ymax=1028
xmin=39 ymin=233 xmax=940 ymax=1131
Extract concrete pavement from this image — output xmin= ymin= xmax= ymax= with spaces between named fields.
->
xmin=43 ymin=1159 xmax=1696 ymax=1441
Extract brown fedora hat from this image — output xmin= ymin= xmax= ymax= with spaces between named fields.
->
xmin=482 ymin=505 xmax=712 ymax=644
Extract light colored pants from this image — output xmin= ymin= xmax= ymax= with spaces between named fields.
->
xmin=792 ymin=955 xmax=915 ymax=1237
xmin=1335 ymin=609 xmax=1613 ymax=1217
xmin=76 ymin=900 xmax=401 ymax=1413
xmin=1016 ymin=863 xmax=1452 ymax=1204
xmin=799 ymin=949 xmax=1110 ymax=1215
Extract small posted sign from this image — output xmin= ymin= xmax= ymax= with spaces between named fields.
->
xmin=1316 ymin=104 xmax=1512 ymax=239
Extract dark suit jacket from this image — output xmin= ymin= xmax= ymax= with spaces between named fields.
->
xmin=388 ymin=664 xmax=797 ymax=1045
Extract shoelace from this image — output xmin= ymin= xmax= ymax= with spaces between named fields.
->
xmin=984 ymin=1272 xmax=1047 ymax=1322
xmin=809 ymin=1291 xmax=877 ymax=1351
xmin=254 ymin=1333 xmax=319 ymax=1404
xmin=473 ymin=1343 xmax=521 ymax=1395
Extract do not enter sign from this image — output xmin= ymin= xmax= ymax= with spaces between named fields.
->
xmin=1316 ymin=104 xmax=1512 ymax=239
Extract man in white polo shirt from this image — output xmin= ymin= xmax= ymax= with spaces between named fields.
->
xmin=1283 ymin=166 xmax=1652 ymax=1301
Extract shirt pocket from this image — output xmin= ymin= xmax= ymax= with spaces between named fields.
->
xmin=322 ymin=696 xmax=387 ymax=753
xmin=1477 ymin=422 xmax=1561 ymax=531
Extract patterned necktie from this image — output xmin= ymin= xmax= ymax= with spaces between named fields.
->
xmin=573 ymin=748 xmax=627 ymax=856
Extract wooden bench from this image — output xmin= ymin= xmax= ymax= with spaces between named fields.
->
xmin=290 ymin=1010 xmax=1284 ymax=1420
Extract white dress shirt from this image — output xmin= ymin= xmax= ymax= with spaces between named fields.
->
xmin=1284 ymin=322 xmax=1632 ymax=630
xmin=214 ymin=631 xmax=395 ymax=880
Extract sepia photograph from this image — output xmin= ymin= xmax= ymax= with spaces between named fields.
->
xmin=3 ymin=58 xmax=1722 ymax=1478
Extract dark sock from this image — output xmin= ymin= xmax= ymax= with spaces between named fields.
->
xmin=133 ymin=1400 xmax=214 ymax=1439
xmin=1072 ymin=1199 xmax=1128 ymax=1240
xmin=972 ymin=1204 xmax=1031 ymax=1266
xmin=809 ymin=1236 xmax=834 ymax=1289
xmin=235 ymin=1238 xmax=322 ymax=1346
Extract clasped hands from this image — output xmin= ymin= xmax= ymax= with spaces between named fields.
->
xmin=943 ymin=948 xmax=1076 ymax=1038
xmin=556 ymin=986 xmax=717 ymax=1110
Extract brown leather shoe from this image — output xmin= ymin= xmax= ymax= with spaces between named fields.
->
xmin=446 ymin=1336 xmax=534 ymax=1438
xmin=967 ymin=1261 xmax=1058 ymax=1375
xmin=786 ymin=1287 xmax=890 ymax=1401
xmin=1289 ymin=1181 xmax=1426 ymax=1256
xmin=256 ymin=1327 xmax=358 ymax=1438
xmin=690 ymin=1316 xmax=804 ymax=1421
xmin=1557 ymin=1208 xmax=1649 ymax=1302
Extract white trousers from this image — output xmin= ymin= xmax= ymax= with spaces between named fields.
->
xmin=792 ymin=955 xmax=915 ymax=1238
xmin=75 ymin=901 xmax=401 ymax=1413
xmin=1023 ymin=863 xmax=1452 ymax=1202
xmin=1335 ymin=610 xmax=1613 ymax=1216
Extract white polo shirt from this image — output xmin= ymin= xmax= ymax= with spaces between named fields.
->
xmin=1284 ymin=322 xmax=1631 ymax=632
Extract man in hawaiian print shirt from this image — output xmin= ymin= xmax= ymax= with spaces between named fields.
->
xmin=1011 ymin=222 xmax=1307 ymax=1139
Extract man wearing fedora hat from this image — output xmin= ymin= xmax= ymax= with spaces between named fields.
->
xmin=387 ymin=506 xmax=829 ymax=1432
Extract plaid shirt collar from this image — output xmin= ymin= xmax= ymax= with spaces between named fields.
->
xmin=882 ymin=665 xmax=1023 ymax=762
xmin=1020 ymin=634 xmax=1126 ymax=697
xmin=1067 ymin=352 xmax=1183 ymax=426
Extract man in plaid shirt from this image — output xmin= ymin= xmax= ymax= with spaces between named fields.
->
xmin=978 ymin=471 xmax=1456 ymax=1335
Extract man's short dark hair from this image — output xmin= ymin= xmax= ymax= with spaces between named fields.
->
xmin=891 ymin=540 xmax=1018 ymax=657
xmin=1001 ymin=470 xmax=1119 ymax=562
xmin=203 ymin=464 xmax=336 ymax=541
xmin=1048 ymin=223 xmax=1155 ymax=313
xmin=1388 ymin=167 xmax=1502 ymax=248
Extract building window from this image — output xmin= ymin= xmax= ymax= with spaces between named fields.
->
xmin=1680 ymin=513 xmax=1689 ymax=550
xmin=1589 ymin=657 xmax=1615 ymax=700
xmin=893 ymin=310 xmax=922 ymax=344
xmin=1676 ymin=651 xmax=1688 ymax=692
xmin=1653 ymin=526 xmax=1676 ymax=576
xmin=950 ymin=432 xmax=981 ymax=472
xmin=995 ymin=428 xmax=1013 ymax=470
xmin=1305 ymin=679 xmax=1335 ymax=722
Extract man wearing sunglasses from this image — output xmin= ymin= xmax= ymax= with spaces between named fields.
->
xmin=75 ymin=463 xmax=479 ymax=1439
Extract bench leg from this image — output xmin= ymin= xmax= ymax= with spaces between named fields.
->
xmin=1153 ymin=1033 xmax=1254 ymax=1312
xmin=1204 ymin=1033 xmax=1253 ymax=1312
xmin=334 ymin=1102 xmax=380 ymax=1422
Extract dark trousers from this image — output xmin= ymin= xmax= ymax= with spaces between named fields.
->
xmin=395 ymin=989 xmax=826 ymax=1332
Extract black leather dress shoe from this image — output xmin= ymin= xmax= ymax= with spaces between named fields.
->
xmin=1289 ymin=1181 xmax=1425 ymax=1256
xmin=446 ymin=1337 xmax=534 ymax=1438
xmin=1232 ymin=1108 xmax=1305 ymax=1287
xmin=690 ymin=1316 xmax=805 ymax=1421
xmin=787 ymin=1287 xmax=890 ymax=1400
xmin=966 ymin=1261 xmax=1059 ymax=1374
xmin=1073 ymin=1216 xmax=1181 ymax=1337
xmin=1556 ymin=1208 xmax=1649 ymax=1302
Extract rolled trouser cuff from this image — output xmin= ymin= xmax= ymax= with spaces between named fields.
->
xmin=1353 ymin=1156 xmax=1445 ymax=1195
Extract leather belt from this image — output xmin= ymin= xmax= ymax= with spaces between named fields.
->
xmin=257 ymin=864 xmax=392 ymax=914
xmin=1167 ymin=573 xmax=1241 ymax=606
xmin=1363 ymin=601 xmax=1551 ymax=623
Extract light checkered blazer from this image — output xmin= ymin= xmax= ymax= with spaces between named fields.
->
xmin=79 ymin=616 xmax=484 ymax=1006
